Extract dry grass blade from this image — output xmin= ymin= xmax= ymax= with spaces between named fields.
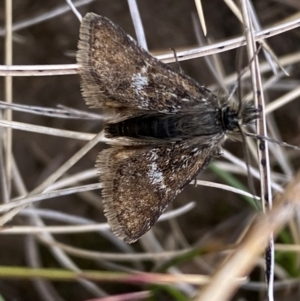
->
xmin=1 ymin=1 xmax=300 ymax=300
xmin=195 ymin=170 xmax=300 ymax=301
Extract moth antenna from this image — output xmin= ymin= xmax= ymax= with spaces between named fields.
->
xmin=245 ymin=132 xmax=300 ymax=151
xmin=170 ymin=47 xmax=183 ymax=74
xmin=233 ymin=46 xmax=263 ymax=209
xmin=227 ymin=45 xmax=263 ymax=105
xmin=235 ymin=45 xmax=244 ymax=116
xmin=238 ymin=125 xmax=260 ymax=210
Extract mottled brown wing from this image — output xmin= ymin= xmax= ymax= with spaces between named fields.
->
xmin=77 ymin=13 xmax=216 ymax=114
xmin=96 ymin=141 xmax=215 ymax=243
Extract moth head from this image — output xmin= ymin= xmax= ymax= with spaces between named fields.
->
xmin=221 ymin=101 xmax=259 ymax=133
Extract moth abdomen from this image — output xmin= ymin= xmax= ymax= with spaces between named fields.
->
xmin=105 ymin=111 xmax=223 ymax=140
xmin=106 ymin=114 xmax=177 ymax=139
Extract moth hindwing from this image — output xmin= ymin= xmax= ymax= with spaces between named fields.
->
xmin=76 ymin=13 xmax=258 ymax=243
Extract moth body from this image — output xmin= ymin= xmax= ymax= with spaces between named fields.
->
xmin=77 ymin=13 xmax=258 ymax=243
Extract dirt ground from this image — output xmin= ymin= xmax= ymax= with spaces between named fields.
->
xmin=0 ymin=0 xmax=300 ymax=300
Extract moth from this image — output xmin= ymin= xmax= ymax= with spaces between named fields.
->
xmin=77 ymin=13 xmax=258 ymax=243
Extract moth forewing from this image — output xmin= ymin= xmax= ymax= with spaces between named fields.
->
xmin=96 ymin=142 xmax=215 ymax=243
xmin=77 ymin=12 xmax=259 ymax=243
xmin=77 ymin=13 xmax=218 ymax=114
